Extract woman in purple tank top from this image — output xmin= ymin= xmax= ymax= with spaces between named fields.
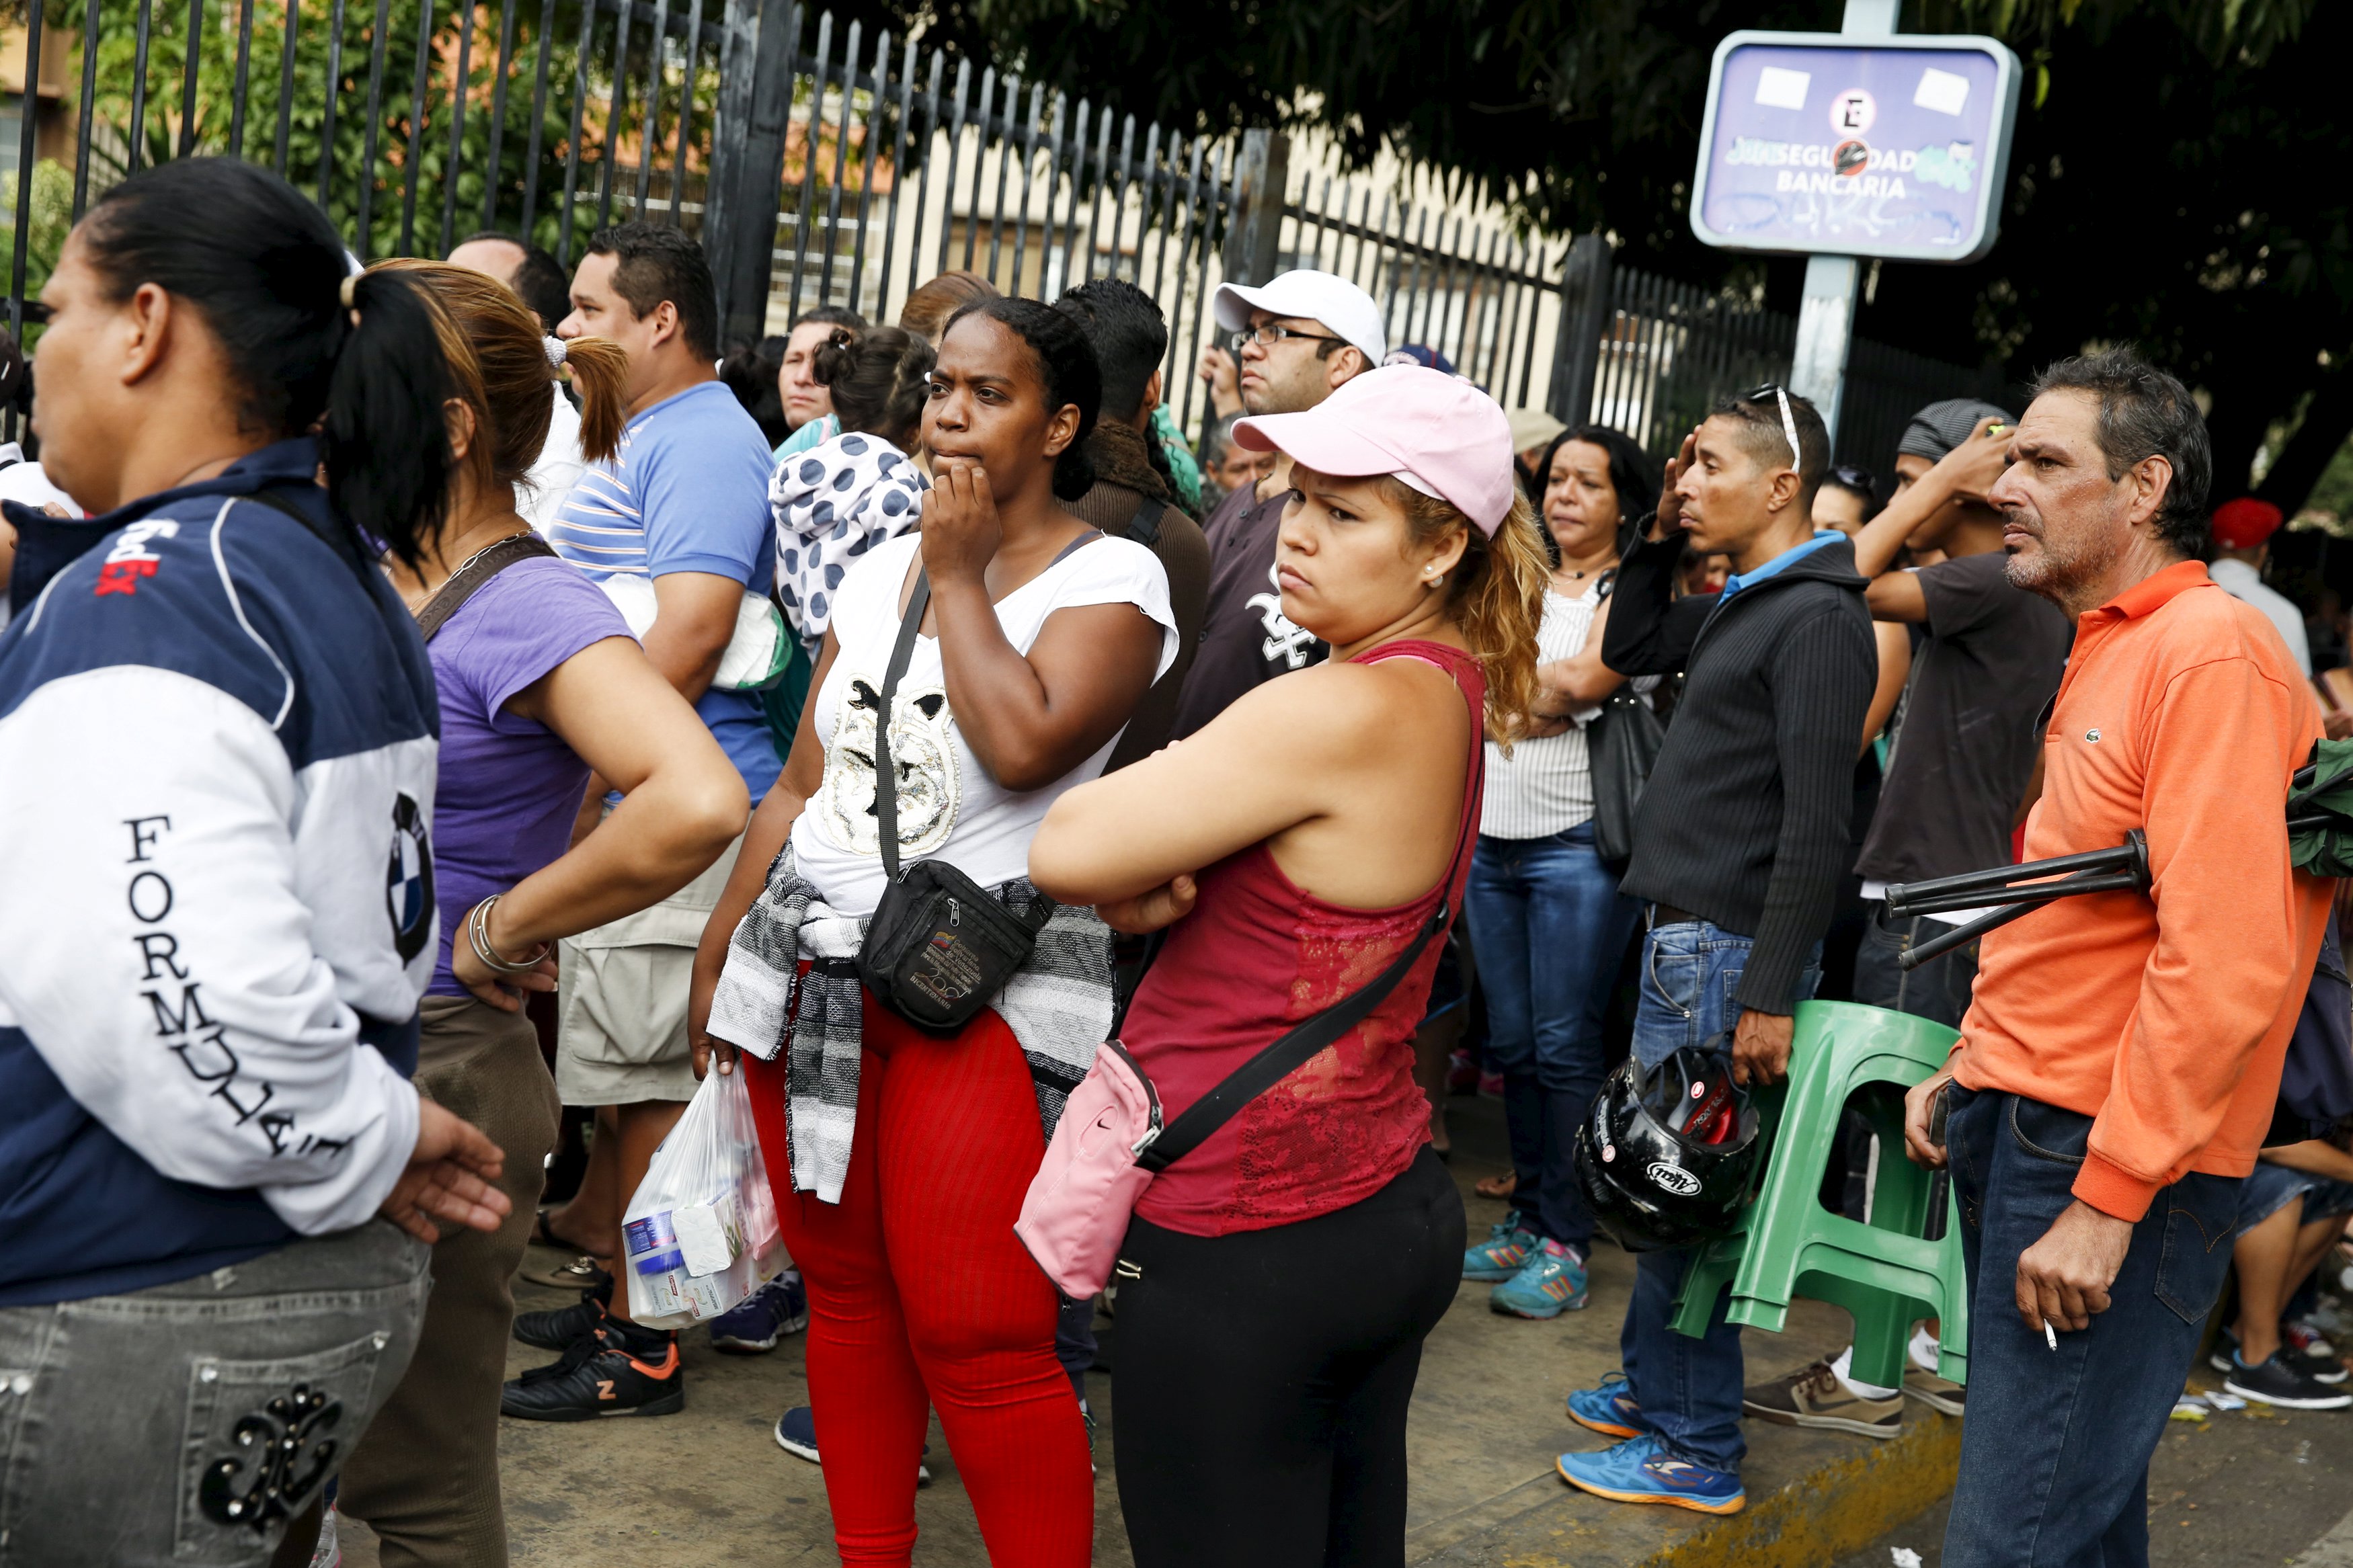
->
xmin=1031 ymin=366 xmax=1552 ymax=1568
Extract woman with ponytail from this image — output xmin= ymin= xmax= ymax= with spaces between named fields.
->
xmin=0 ymin=159 xmax=512 ymax=1566
xmin=1027 ymin=366 xmax=1552 ymax=1568
xmin=684 ymin=296 xmax=1174 ymax=1567
xmin=325 ymin=260 xmax=745 ymax=1555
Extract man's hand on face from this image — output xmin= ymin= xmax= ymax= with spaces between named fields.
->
xmin=1652 ymin=427 xmax=1699 ymax=542
xmin=1933 ymin=415 xmax=2015 ymax=505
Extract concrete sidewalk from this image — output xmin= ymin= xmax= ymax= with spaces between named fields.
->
xmin=337 ymin=1096 xmax=1959 ymax=1567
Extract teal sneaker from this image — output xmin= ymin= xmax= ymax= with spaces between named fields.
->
xmin=1557 ymin=1434 xmax=1745 ymax=1515
xmin=1462 ymin=1215 xmax=1541 ymax=1282
xmin=1490 ymin=1239 xmax=1589 ymax=1318
xmin=1566 ymin=1372 xmax=1642 ymax=1439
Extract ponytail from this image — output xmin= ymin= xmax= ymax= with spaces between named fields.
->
xmin=77 ymin=157 xmax=456 ymax=567
xmin=372 ymin=255 xmax=632 ymax=499
xmin=555 ymin=336 xmax=630 ymax=466
xmin=323 ymin=269 xmax=458 ymax=565
xmin=813 ymin=325 xmax=936 ymax=450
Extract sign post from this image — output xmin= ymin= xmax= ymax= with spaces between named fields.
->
xmin=1688 ymin=2 xmax=2021 ymax=448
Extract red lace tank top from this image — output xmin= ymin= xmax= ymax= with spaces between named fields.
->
xmin=1123 ymin=640 xmax=1486 ymax=1237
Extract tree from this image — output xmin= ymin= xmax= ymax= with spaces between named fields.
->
xmin=870 ymin=0 xmax=2351 ymax=515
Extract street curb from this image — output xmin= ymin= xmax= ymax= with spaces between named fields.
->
xmin=1628 ymin=1411 xmax=1962 ymax=1568
xmin=1419 ymin=1410 xmax=1961 ymax=1568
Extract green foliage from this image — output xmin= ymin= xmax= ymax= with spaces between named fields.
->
xmin=0 ymin=158 xmax=75 ymax=300
xmin=43 ymin=0 xmax=711 ymax=261
xmin=871 ymin=0 xmax=2352 ymax=508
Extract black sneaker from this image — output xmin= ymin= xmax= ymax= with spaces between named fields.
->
xmin=501 ymin=1323 xmax=684 ymax=1421
xmin=2223 ymin=1352 xmax=2353 ymax=1411
xmin=513 ymin=1282 xmax=610 ymax=1352
xmin=2210 ymin=1328 xmax=2348 ymax=1387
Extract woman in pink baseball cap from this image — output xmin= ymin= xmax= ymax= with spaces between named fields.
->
xmin=1031 ymin=364 xmax=1552 ymax=1567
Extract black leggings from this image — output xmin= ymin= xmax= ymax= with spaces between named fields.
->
xmin=1112 ymin=1148 xmax=1466 ymax=1568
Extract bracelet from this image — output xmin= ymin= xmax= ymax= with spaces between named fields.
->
xmin=468 ymin=894 xmax=553 ymax=975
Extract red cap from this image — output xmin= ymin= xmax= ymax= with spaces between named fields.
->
xmin=2212 ymin=497 xmax=2284 ymax=551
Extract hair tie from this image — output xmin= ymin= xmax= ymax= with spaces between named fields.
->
xmin=543 ymin=335 xmax=567 ymax=369
xmin=339 ymin=274 xmax=358 ymax=308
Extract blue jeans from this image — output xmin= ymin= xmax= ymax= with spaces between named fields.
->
xmin=1618 ymin=918 xmax=1818 ymax=1475
xmin=1941 ymin=1087 xmax=2240 ymax=1568
xmin=1851 ymin=903 xmax=1979 ymax=1030
xmin=1463 ymin=826 xmax=1636 ymax=1249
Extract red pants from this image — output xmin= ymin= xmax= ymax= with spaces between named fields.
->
xmin=742 ymin=997 xmax=1092 ymax=1567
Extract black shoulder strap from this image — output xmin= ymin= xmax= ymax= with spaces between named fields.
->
xmin=1124 ymin=497 xmax=1166 ymax=550
xmin=872 ymin=568 xmax=935 ymax=884
xmin=414 ymin=534 xmax=558 ymax=641
xmin=1139 ymin=707 xmax=1486 ymax=1173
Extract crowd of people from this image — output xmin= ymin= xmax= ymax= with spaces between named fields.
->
xmin=3 ymin=151 xmax=2350 ymax=1568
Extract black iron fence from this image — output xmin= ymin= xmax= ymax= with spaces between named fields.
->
xmin=1 ymin=0 xmax=2001 ymax=474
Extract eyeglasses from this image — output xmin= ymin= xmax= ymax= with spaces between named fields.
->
xmin=1231 ymin=323 xmax=1348 ymax=352
xmin=1744 ymin=382 xmax=1803 ymax=466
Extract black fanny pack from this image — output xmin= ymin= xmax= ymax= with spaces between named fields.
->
xmin=854 ymin=569 xmax=1055 ymax=1030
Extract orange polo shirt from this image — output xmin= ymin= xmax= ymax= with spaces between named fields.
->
xmin=1952 ymin=561 xmax=2331 ymax=1223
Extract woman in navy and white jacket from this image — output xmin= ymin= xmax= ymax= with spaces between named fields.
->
xmin=0 ymin=159 xmax=509 ymax=1567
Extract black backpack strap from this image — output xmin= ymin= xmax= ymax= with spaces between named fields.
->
xmin=414 ymin=534 xmax=558 ymax=641
xmin=1140 ymin=712 xmax=1485 ymax=1173
xmin=871 ymin=569 xmax=934 ymax=884
xmin=1124 ymin=497 xmax=1166 ymax=550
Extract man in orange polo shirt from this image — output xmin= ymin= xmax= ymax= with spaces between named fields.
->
xmin=1901 ymin=349 xmax=2331 ymax=1568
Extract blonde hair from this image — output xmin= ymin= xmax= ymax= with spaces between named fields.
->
xmin=370 ymin=257 xmax=631 ymax=493
xmin=1380 ymin=479 xmax=1550 ymax=747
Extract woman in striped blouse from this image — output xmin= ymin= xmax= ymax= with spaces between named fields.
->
xmin=1459 ymin=425 xmax=1658 ymax=1319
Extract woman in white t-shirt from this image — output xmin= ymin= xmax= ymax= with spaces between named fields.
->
xmin=688 ymin=298 xmax=1173 ymax=1567
xmin=1460 ymin=426 xmax=1654 ymax=1321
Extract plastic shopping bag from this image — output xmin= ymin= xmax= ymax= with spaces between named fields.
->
xmin=620 ymin=1065 xmax=786 ymax=1329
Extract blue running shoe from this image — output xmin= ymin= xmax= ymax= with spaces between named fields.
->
xmin=1565 ymin=1372 xmax=1642 ymax=1440
xmin=775 ymin=1405 xmax=932 ymax=1485
xmin=709 ymin=1273 xmax=809 ymax=1354
xmin=1557 ymin=1434 xmax=1745 ymax=1515
xmin=1491 ymin=1239 xmax=1589 ymax=1318
xmin=1462 ymin=1215 xmax=1541 ymax=1282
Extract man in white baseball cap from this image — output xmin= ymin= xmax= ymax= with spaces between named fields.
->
xmin=1171 ymin=270 xmax=1385 ymax=739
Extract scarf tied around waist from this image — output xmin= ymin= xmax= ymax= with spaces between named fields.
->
xmin=706 ymin=842 xmax=1114 ymax=1204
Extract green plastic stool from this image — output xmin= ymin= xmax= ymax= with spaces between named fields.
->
xmin=1667 ymin=1000 xmax=1970 ymax=1391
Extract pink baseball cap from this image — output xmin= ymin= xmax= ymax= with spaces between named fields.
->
xmin=1233 ymin=366 xmax=1516 ymax=536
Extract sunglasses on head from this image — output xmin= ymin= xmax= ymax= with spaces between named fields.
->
xmin=1743 ymin=382 xmax=1802 ymax=466
xmin=1830 ymin=464 xmax=1874 ymax=493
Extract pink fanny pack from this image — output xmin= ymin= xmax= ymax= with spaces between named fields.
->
xmin=1012 ymin=1039 xmax=1166 ymax=1298
xmin=1014 ymin=789 xmax=1480 ymax=1298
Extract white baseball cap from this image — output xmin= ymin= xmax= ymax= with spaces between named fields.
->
xmin=1213 ymin=270 xmax=1387 ymax=366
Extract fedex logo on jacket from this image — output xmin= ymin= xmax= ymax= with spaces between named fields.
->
xmin=94 ymin=518 xmax=178 ymax=595
xmin=0 ymin=442 xmax=440 ymax=1306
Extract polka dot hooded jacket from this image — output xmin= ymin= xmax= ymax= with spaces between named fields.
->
xmin=769 ymin=429 xmax=928 ymax=654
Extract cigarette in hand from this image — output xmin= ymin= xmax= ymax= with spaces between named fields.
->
xmin=2044 ymin=1320 xmax=2058 ymax=1352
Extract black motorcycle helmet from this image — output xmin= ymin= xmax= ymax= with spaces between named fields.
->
xmin=1573 ymin=1042 xmax=1764 ymax=1252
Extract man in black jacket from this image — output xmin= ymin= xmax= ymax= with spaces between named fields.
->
xmin=1557 ymin=387 xmax=1875 ymax=1516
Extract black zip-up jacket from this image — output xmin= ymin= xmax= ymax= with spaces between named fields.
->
xmin=1602 ymin=531 xmax=1875 ymax=1013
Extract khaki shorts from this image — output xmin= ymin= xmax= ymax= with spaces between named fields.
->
xmin=555 ymin=824 xmax=746 ymax=1106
